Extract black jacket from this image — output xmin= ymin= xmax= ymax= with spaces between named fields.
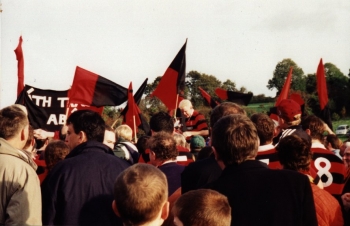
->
xmin=42 ymin=141 xmax=130 ymax=226
xmin=207 ymin=160 xmax=318 ymax=226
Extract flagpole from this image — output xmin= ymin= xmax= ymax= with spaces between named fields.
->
xmin=133 ymin=115 xmax=137 ymax=142
xmin=174 ymin=94 xmax=179 ymax=119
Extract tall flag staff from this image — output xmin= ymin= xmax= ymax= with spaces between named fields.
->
xmin=14 ymin=36 xmax=25 ymax=97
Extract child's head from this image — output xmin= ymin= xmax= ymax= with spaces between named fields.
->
xmin=172 ymin=189 xmax=231 ymax=226
xmin=112 ymin=163 xmax=169 ymax=225
xmin=44 ymin=140 xmax=70 ymax=171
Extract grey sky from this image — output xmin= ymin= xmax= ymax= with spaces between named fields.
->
xmin=1 ymin=0 xmax=349 ymax=108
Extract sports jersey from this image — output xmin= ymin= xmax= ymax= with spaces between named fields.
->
xmin=184 ymin=110 xmax=208 ymax=132
xmin=310 ymin=142 xmax=346 ymax=196
xmin=256 ymin=144 xmax=282 ymax=169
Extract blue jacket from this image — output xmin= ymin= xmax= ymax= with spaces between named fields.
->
xmin=42 ymin=141 xmax=129 ymax=226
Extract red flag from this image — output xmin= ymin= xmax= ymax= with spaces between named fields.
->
xmin=124 ymin=82 xmax=141 ymax=137
xmin=198 ymin=87 xmax=219 ymax=108
xmin=14 ymin=36 xmax=24 ymax=97
xmin=316 ymin=59 xmax=328 ymax=110
xmin=275 ymin=67 xmax=293 ymax=106
xmin=69 ymin=66 xmax=128 ymax=107
xmin=151 ymin=40 xmax=187 ymax=110
xmin=215 ymin=88 xmax=253 ymax=106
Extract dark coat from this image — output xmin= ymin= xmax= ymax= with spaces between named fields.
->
xmin=158 ymin=162 xmax=185 ymax=196
xmin=41 ymin=141 xmax=130 ymax=226
xmin=181 ymin=154 xmax=222 ymax=194
xmin=206 ymin=160 xmax=318 ymax=226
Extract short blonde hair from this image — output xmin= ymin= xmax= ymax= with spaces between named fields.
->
xmin=115 ymin=124 xmax=132 ymax=141
xmin=114 ymin=164 xmax=168 ymax=225
xmin=178 ymin=99 xmax=192 ymax=110
xmin=173 ymin=133 xmax=187 ymax=148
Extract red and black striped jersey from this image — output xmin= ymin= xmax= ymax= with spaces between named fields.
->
xmin=256 ymin=144 xmax=282 ymax=169
xmin=310 ymin=143 xmax=346 ymax=196
xmin=184 ymin=110 xmax=208 ymax=132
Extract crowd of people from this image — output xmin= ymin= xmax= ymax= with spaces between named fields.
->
xmin=1 ymin=98 xmax=350 ymax=225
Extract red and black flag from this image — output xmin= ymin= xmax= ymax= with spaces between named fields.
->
xmin=69 ymin=66 xmax=128 ymax=107
xmin=198 ymin=87 xmax=219 ymax=108
xmin=275 ymin=67 xmax=293 ymax=106
xmin=124 ymin=82 xmax=142 ymax=138
xmin=151 ymin=40 xmax=187 ymax=111
xmin=215 ymin=88 xmax=253 ymax=106
xmin=316 ymin=58 xmax=332 ymax=130
xmin=14 ymin=36 xmax=25 ymax=97
xmin=120 ymin=78 xmax=150 ymax=135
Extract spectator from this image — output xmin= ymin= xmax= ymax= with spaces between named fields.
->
xmin=44 ymin=140 xmax=69 ymax=171
xmin=251 ymin=113 xmax=282 ymax=169
xmin=207 ymin=114 xmax=317 ymax=225
xmin=172 ymin=189 xmax=231 ymax=226
xmin=325 ymin=134 xmax=342 ymax=159
xmin=277 ymin=134 xmax=343 ymax=226
xmin=181 ymin=102 xmax=245 ymax=194
xmin=136 ymin=135 xmax=150 ymax=163
xmin=0 ymin=105 xmax=42 ymax=225
xmin=178 ymin=99 xmax=209 ymax=140
xmin=148 ymin=132 xmax=185 ymax=196
xmin=150 ymin=111 xmax=174 ymax=134
xmin=112 ymin=163 xmax=169 ymax=226
xmin=113 ymin=124 xmax=139 ymax=164
xmin=190 ymin=135 xmax=206 ymax=160
xmin=301 ymin=115 xmax=346 ymax=197
xmin=103 ymin=125 xmax=116 ymax=149
xmin=41 ymin=110 xmax=130 ymax=225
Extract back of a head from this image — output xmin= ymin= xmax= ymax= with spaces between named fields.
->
xmin=301 ymin=115 xmax=324 ymax=141
xmin=173 ymin=133 xmax=187 ymax=148
xmin=147 ymin=132 xmax=178 ymax=161
xmin=150 ymin=111 xmax=174 ymax=134
xmin=172 ymin=189 xmax=231 ymax=226
xmin=326 ymin=134 xmax=341 ymax=149
xmin=190 ymin=135 xmax=206 ymax=151
xmin=66 ymin=110 xmax=105 ymax=142
xmin=0 ymin=105 xmax=28 ymax=140
xmin=115 ymin=124 xmax=132 ymax=142
xmin=136 ymin=135 xmax=151 ymax=162
xmin=210 ymin=102 xmax=246 ymax=128
xmin=250 ymin=113 xmax=274 ymax=145
xmin=114 ymin=163 xmax=168 ymax=225
xmin=276 ymin=134 xmax=312 ymax=172
xmin=45 ymin=140 xmax=70 ymax=171
xmin=212 ymin=114 xmax=259 ymax=165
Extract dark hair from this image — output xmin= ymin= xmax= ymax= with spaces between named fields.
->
xmin=210 ymin=102 xmax=246 ymax=128
xmin=136 ymin=135 xmax=151 ymax=162
xmin=150 ymin=111 xmax=174 ymax=134
xmin=212 ymin=114 xmax=259 ymax=165
xmin=147 ymin=132 xmax=178 ymax=161
xmin=250 ymin=113 xmax=274 ymax=145
xmin=44 ymin=140 xmax=70 ymax=171
xmin=301 ymin=115 xmax=325 ymax=142
xmin=66 ymin=110 xmax=105 ymax=142
xmin=197 ymin=146 xmax=213 ymax=160
xmin=326 ymin=134 xmax=341 ymax=149
xmin=0 ymin=105 xmax=28 ymax=140
xmin=276 ymin=134 xmax=312 ymax=171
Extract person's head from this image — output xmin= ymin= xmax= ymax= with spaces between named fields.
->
xmin=343 ymin=147 xmax=350 ymax=168
xmin=173 ymin=133 xmax=187 ymax=148
xmin=115 ymin=124 xmax=132 ymax=142
xmin=325 ymin=134 xmax=342 ymax=151
xmin=276 ymin=134 xmax=312 ymax=172
xmin=301 ymin=115 xmax=325 ymax=142
xmin=210 ymin=102 xmax=246 ymax=128
xmin=44 ymin=140 xmax=70 ymax=171
xmin=190 ymin=135 xmax=206 ymax=152
xmin=212 ymin=114 xmax=259 ymax=166
xmin=136 ymin=135 xmax=151 ymax=163
xmin=150 ymin=111 xmax=174 ymax=134
xmin=0 ymin=105 xmax=29 ymax=149
xmin=178 ymin=99 xmax=194 ymax=118
xmin=112 ymin=163 xmax=169 ymax=226
xmin=65 ymin=110 xmax=105 ymax=150
xmin=23 ymin=125 xmax=36 ymax=158
xmin=103 ymin=125 xmax=116 ymax=149
xmin=148 ymin=132 xmax=178 ymax=165
xmin=277 ymin=99 xmax=301 ymax=129
xmin=250 ymin=113 xmax=275 ymax=145
xmin=172 ymin=189 xmax=231 ymax=226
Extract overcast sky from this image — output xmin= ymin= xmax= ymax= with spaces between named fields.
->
xmin=1 ymin=0 xmax=349 ymax=108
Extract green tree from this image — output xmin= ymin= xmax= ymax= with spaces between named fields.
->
xmin=267 ymin=58 xmax=306 ymax=94
xmin=221 ymin=79 xmax=237 ymax=91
